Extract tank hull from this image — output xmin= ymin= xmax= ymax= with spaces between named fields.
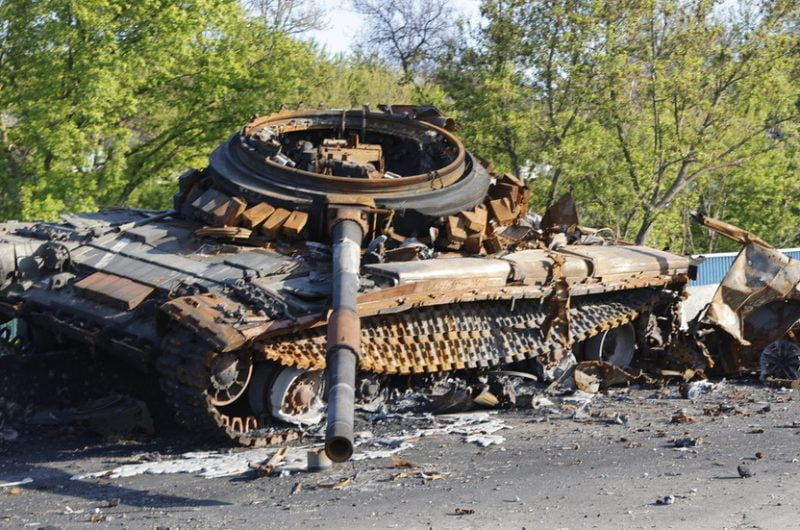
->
xmin=0 ymin=106 xmax=693 ymax=452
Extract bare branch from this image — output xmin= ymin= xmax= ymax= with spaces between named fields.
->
xmin=352 ymin=0 xmax=454 ymax=78
xmin=245 ymin=0 xmax=325 ymax=35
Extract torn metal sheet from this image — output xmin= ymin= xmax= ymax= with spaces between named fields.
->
xmin=693 ymin=215 xmax=800 ymax=375
xmin=703 ymin=243 xmax=800 ymax=345
xmin=541 ymin=193 xmax=579 ymax=233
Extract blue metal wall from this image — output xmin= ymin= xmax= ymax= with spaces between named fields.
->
xmin=691 ymin=248 xmax=800 ymax=286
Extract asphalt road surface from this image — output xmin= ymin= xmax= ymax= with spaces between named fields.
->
xmin=1 ymin=380 xmax=799 ymax=529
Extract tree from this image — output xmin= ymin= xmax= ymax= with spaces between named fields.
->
xmin=592 ymin=0 xmax=800 ymax=244
xmin=309 ymin=55 xmax=417 ymax=108
xmin=0 ymin=0 xmax=318 ymax=220
xmin=352 ymin=0 xmax=454 ymax=81
xmin=436 ymin=0 xmax=610 ymax=189
xmin=245 ymin=0 xmax=325 ymax=34
xmin=437 ymin=0 xmax=800 ymax=249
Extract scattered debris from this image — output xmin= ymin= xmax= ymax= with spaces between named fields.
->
xmin=703 ymin=403 xmax=749 ymax=417
xmin=316 ymin=477 xmax=351 ymax=489
xmin=670 ymin=409 xmax=695 ymax=424
xmin=0 ymin=477 xmax=32 ymax=488
xmin=656 ymin=495 xmax=676 ymax=505
xmin=611 ymin=413 xmax=629 ymax=425
xmin=573 ymin=365 xmax=600 ymax=393
xmin=465 ymin=434 xmax=505 ymax=447
xmin=389 ymin=455 xmax=417 ymax=469
xmin=531 ymin=395 xmax=556 ymax=410
xmin=73 ymin=412 xmax=511 ymax=481
xmin=472 ymin=390 xmax=500 ymax=407
xmin=682 ymin=380 xmax=724 ymax=402
xmin=249 ymin=446 xmax=288 ymax=476
xmin=392 ymin=471 xmax=444 ymax=482
xmin=737 ymin=464 xmax=755 ymax=478
xmin=572 ymin=361 xmax=643 ymax=393
xmin=358 ymin=412 xmax=511 ymax=458
xmin=72 ymin=447 xmax=309 ymax=480
xmin=673 ymin=437 xmax=703 ymax=448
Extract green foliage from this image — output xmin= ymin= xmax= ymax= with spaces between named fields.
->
xmin=307 ymin=55 xmax=416 ymax=108
xmin=0 ymin=0 xmax=319 ymax=219
xmin=436 ymin=0 xmax=800 ymax=251
xmin=2 ymin=0 xmax=798 ymax=255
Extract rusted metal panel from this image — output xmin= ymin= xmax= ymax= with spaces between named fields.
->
xmin=567 ymin=246 xmax=692 ymax=278
xmin=680 ymin=215 xmax=800 ymax=377
xmin=159 ymin=293 xmax=248 ymax=352
xmin=703 ymin=243 xmax=800 ymax=345
xmin=240 ymin=202 xmax=275 ymax=229
xmin=540 ymin=193 xmax=579 ymax=232
xmin=487 ymin=198 xmax=516 ymax=226
xmin=692 ymin=212 xmax=772 ymax=248
xmin=281 ymin=210 xmax=308 ymax=239
xmin=74 ymin=271 xmax=154 ymax=310
xmin=499 ymin=246 xmax=691 ymax=285
xmin=261 ymin=208 xmax=291 ymax=238
xmin=212 ymin=196 xmax=247 ymax=227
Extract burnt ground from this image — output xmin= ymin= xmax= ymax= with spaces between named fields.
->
xmin=1 ymin=376 xmax=799 ymax=529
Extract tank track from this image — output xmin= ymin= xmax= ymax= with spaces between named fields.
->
xmin=156 ymin=287 xmax=668 ymax=447
xmin=261 ymin=288 xmax=666 ymax=375
xmin=156 ymin=329 xmax=300 ymax=447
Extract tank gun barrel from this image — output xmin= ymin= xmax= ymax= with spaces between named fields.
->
xmin=324 ymin=209 xmax=364 ymax=462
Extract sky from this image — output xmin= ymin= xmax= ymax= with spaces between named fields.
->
xmin=302 ymin=0 xmax=483 ymax=56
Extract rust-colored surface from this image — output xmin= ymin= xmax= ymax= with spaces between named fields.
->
xmin=160 ymin=294 xmax=249 ymax=353
xmin=240 ymin=203 xmax=275 ymax=229
xmin=541 ymin=193 xmax=579 ymax=233
xmin=326 ymin=309 xmax=361 ymax=355
xmin=74 ymin=271 xmax=154 ymax=310
xmin=261 ymin=208 xmax=291 ymax=238
xmin=692 ymin=212 xmax=772 ymax=248
xmin=691 ymin=215 xmax=800 ymax=375
xmin=704 ymin=243 xmax=800 ymax=345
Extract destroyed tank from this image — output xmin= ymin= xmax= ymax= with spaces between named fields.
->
xmin=0 ymin=106 xmax=693 ymax=461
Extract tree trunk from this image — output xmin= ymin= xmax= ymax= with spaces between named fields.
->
xmin=635 ymin=212 xmax=655 ymax=245
xmin=545 ymin=166 xmax=562 ymax=208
